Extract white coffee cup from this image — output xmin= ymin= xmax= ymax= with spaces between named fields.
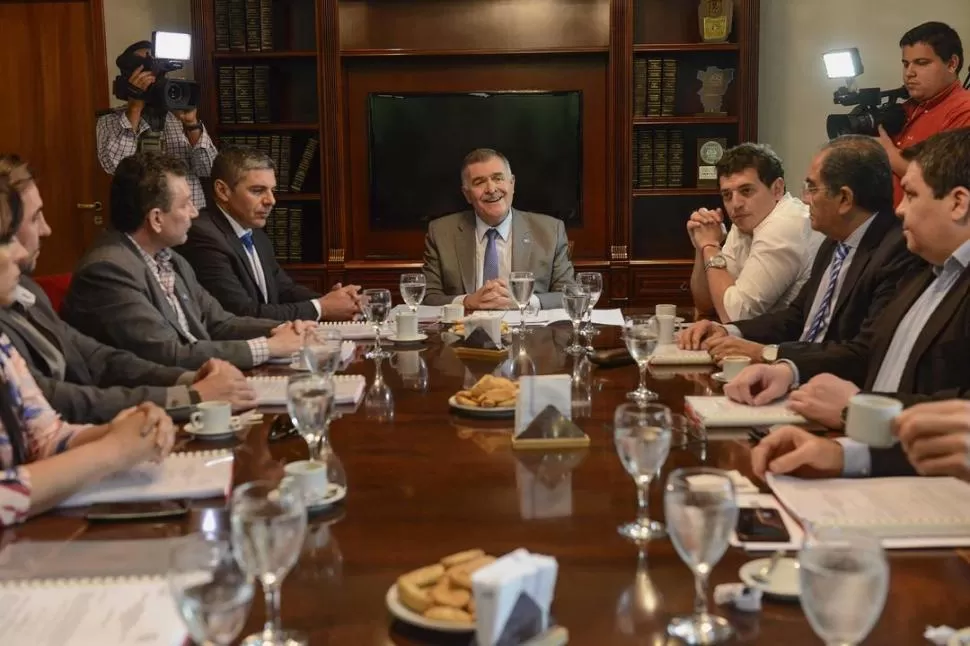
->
xmin=655 ymin=314 xmax=676 ymax=345
xmin=845 ymin=394 xmax=903 ymax=448
xmin=190 ymin=401 xmax=235 ymax=434
xmin=395 ymin=311 xmax=419 ymax=339
xmin=442 ymin=303 xmax=464 ymax=323
xmin=284 ymin=459 xmax=329 ymax=497
xmin=656 ymin=303 xmax=677 ymax=318
xmin=721 ymin=355 xmax=752 ymax=381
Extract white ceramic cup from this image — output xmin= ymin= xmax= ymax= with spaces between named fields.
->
xmin=395 ymin=311 xmax=420 ymax=339
xmin=190 ymin=401 xmax=234 ymax=434
xmin=721 ymin=355 xmax=752 ymax=381
xmin=656 ymin=303 xmax=677 ymax=318
xmin=845 ymin=394 xmax=903 ymax=448
xmin=655 ymin=314 xmax=676 ymax=345
xmin=442 ymin=303 xmax=464 ymax=323
xmin=284 ymin=460 xmax=329 ymax=497
xmin=393 ymin=350 xmax=422 ymax=375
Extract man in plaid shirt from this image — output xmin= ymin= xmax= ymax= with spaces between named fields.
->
xmin=96 ymin=41 xmax=217 ymax=209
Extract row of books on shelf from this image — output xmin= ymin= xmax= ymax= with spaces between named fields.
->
xmin=218 ymin=65 xmax=276 ymax=125
xmin=267 ymin=205 xmax=304 ymax=263
xmin=633 ymin=128 xmax=684 ymax=189
xmin=220 ymin=135 xmax=319 ymax=193
xmin=634 ymin=58 xmax=677 ymax=118
xmin=215 ymin=0 xmax=273 ymax=52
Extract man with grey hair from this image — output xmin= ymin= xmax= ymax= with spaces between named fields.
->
xmin=177 ymin=146 xmax=361 ymax=321
xmin=422 ymin=148 xmax=575 ymax=309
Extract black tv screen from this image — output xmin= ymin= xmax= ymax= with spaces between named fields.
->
xmin=367 ymin=91 xmax=582 ymax=230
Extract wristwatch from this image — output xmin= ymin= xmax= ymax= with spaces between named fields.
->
xmin=704 ymin=253 xmax=728 ymax=270
xmin=762 ymin=344 xmax=779 ymax=363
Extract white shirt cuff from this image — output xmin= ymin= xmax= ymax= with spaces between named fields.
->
xmin=836 ymin=437 xmax=872 ymax=477
xmin=776 ymin=359 xmax=800 ymax=388
xmin=310 ymin=299 xmax=323 ymax=321
xmin=724 ymin=324 xmax=743 ymax=338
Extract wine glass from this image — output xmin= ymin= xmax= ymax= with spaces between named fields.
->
xmin=576 ymin=272 xmax=603 ymax=335
xmin=399 ymin=273 xmax=426 ymax=314
xmin=231 ymin=479 xmax=308 ymax=646
xmin=509 ymin=271 xmax=536 ymax=335
xmin=499 ymin=331 xmax=536 ymax=381
xmin=571 ymin=354 xmax=593 ymax=419
xmin=365 ymin=358 xmax=395 ymax=422
xmin=799 ymin=528 xmax=889 ymax=646
xmin=362 ymin=288 xmax=392 ymax=359
xmin=301 ymin=327 xmax=342 ymax=375
xmin=286 ymin=373 xmax=334 ymax=461
xmin=623 ymin=315 xmax=658 ymax=402
xmin=614 ymin=403 xmax=672 ymax=541
xmin=168 ymin=534 xmax=254 ymax=646
xmin=563 ymin=283 xmax=590 ymax=355
xmin=665 ymin=467 xmax=739 ymax=645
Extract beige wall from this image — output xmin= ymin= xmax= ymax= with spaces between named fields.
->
xmin=102 ymin=0 xmax=193 ymax=106
xmin=759 ymin=0 xmax=970 ymax=190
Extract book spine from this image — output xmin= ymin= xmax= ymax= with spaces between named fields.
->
xmin=254 ymin=65 xmax=271 ymax=124
xmin=288 ymin=205 xmax=303 ymax=262
xmin=289 ymin=137 xmax=319 ymax=191
xmin=214 ymin=0 xmax=231 ymax=52
xmin=278 ymin=135 xmax=292 ymax=192
xmin=234 ymin=66 xmax=255 ymax=124
xmin=217 ymin=66 xmax=236 ymax=125
xmin=668 ymin=129 xmax=684 ymax=188
xmin=273 ymin=206 xmax=289 ymax=261
xmin=646 ymin=58 xmax=662 ymax=118
xmin=228 ymin=0 xmax=246 ymax=52
xmin=638 ymin=129 xmax=654 ymax=189
xmin=259 ymin=0 xmax=274 ymax=51
xmin=244 ymin=0 xmax=261 ymax=52
xmin=661 ymin=58 xmax=677 ymax=117
xmin=652 ymin=129 xmax=668 ymax=188
xmin=633 ymin=58 xmax=647 ymax=119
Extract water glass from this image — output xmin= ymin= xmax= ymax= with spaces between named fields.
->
xmin=563 ymin=283 xmax=590 ymax=355
xmin=364 ymin=358 xmax=395 ymax=422
xmin=799 ymin=528 xmax=889 ymax=646
xmin=614 ymin=403 xmax=672 ymax=541
xmin=286 ymin=373 xmax=334 ymax=461
xmin=623 ymin=315 xmax=658 ymax=402
xmin=399 ymin=273 xmax=426 ymax=313
xmin=231 ymin=479 xmax=308 ymax=646
xmin=665 ymin=468 xmax=738 ymax=644
xmin=362 ymin=288 xmax=392 ymax=359
xmin=576 ymin=272 xmax=603 ymax=334
xmin=510 ymin=271 xmax=536 ymax=334
xmin=301 ymin=327 xmax=342 ymax=375
xmin=168 ymin=534 xmax=254 ymax=646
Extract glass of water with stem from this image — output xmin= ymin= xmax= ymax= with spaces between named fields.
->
xmin=362 ymin=288 xmax=392 ymax=360
xmin=399 ymin=273 xmax=426 ymax=314
xmin=509 ymin=271 xmax=535 ymax=335
xmin=286 ymin=373 xmax=334 ymax=461
xmin=614 ymin=403 xmax=672 ymax=541
xmin=664 ymin=467 xmax=739 ymax=645
xmin=231 ymin=479 xmax=308 ymax=646
xmin=301 ymin=327 xmax=342 ymax=375
xmin=576 ymin=272 xmax=603 ymax=335
xmin=563 ymin=283 xmax=591 ymax=355
xmin=799 ymin=528 xmax=889 ymax=646
xmin=169 ymin=533 xmax=254 ymax=646
xmin=623 ymin=315 xmax=658 ymax=402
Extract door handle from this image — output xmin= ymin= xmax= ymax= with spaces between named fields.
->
xmin=77 ymin=201 xmax=103 ymax=211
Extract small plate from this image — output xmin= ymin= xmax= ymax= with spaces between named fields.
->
xmin=306 ymin=483 xmax=347 ymax=511
xmin=183 ymin=421 xmax=241 ymax=441
xmin=448 ymin=396 xmax=515 ymax=418
xmin=711 ymin=371 xmax=730 ymax=383
xmin=385 ymin=585 xmax=475 ymax=633
xmin=738 ymin=557 xmax=800 ymax=599
xmin=387 ymin=333 xmax=428 ymax=344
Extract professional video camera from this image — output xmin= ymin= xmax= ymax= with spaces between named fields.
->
xmin=823 ymin=48 xmax=908 ymax=139
xmin=112 ymin=31 xmax=200 ymax=111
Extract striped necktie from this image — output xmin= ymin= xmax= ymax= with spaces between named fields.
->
xmin=482 ymin=228 xmax=500 ymax=283
xmin=804 ymin=242 xmax=850 ymax=343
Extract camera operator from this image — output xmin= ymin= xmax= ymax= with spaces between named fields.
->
xmin=95 ymin=40 xmax=217 ymax=209
xmin=877 ymin=22 xmax=970 ymax=206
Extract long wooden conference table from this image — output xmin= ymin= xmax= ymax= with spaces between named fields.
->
xmin=2 ymin=323 xmax=968 ymax=645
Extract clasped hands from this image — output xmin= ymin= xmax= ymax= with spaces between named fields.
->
xmin=104 ymin=402 xmax=176 ymax=467
xmin=464 ymin=279 xmax=513 ymax=311
xmin=686 ymin=207 xmax=727 ymax=250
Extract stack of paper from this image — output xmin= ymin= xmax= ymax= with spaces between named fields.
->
xmin=247 ymin=374 xmax=366 ymax=407
xmin=649 ymin=345 xmax=714 ymax=365
xmin=685 ymin=396 xmax=806 ymax=427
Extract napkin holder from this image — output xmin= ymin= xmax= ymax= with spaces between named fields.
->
xmin=470 ymin=593 xmax=568 ymax=646
xmin=452 ymin=327 xmax=507 ymax=361
xmin=512 ymin=405 xmax=590 ymax=450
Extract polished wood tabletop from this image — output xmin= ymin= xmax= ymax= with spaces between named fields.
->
xmin=3 ymin=323 xmax=969 ymax=645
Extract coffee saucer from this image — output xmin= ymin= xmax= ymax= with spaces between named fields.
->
xmin=305 ymin=483 xmax=348 ymax=511
xmin=183 ymin=420 xmax=241 ymax=441
xmin=711 ymin=372 xmax=730 ymax=383
xmin=386 ymin=333 xmax=428 ymax=344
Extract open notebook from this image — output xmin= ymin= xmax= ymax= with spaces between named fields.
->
xmin=57 ymin=450 xmax=233 ymax=508
xmin=768 ymin=473 xmax=970 ymax=548
xmin=317 ymin=321 xmax=381 ymax=340
xmin=0 ymin=575 xmax=186 ymax=645
xmin=649 ymin=345 xmax=714 ymax=366
xmin=685 ymin=396 xmax=806 ymax=427
xmin=247 ymin=374 xmax=367 ymax=407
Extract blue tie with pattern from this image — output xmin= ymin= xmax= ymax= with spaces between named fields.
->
xmin=241 ymin=230 xmax=255 ymax=252
xmin=804 ymin=242 xmax=850 ymax=342
xmin=482 ymin=228 xmax=500 ymax=283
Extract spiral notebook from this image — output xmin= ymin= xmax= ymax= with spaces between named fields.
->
xmin=767 ymin=473 xmax=970 ymax=548
xmin=0 ymin=575 xmax=186 ymax=645
xmin=317 ymin=321 xmax=381 ymax=340
xmin=685 ymin=396 xmax=806 ymax=427
xmin=57 ymin=450 xmax=233 ymax=508
xmin=247 ymin=374 xmax=367 ymax=407
xmin=649 ymin=345 xmax=714 ymax=365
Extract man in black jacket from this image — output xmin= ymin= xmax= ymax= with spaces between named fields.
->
xmin=177 ymin=146 xmax=360 ymax=321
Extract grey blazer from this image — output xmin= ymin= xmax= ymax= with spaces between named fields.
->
xmin=422 ymin=209 xmax=575 ymax=309
xmin=63 ymin=230 xmax=279 ymax=370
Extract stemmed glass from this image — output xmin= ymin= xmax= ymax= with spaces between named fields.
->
xmin=499 ymin=331 xmax=536 ymax=381
xmin=613 ymin=403 xmax=672 ymax=541
xmin=168 ymin=534 xmax=254 ymax=646
xmin=362 ymin=288 xmax=392 ymax=359
xmin=665 ymin=467 xmax=739 ymax=645
xmin=799 ymin=528 xmax=889 ymax=646
xmin=399 ymin=273 xmax=426 ymax=314
xmin=231 ymin=479 xmax=308 ymax=646
xmin=286 ymin=373 xmax=334 ymax=461
xmin=301 ymin=327 xmax=342 ymax=375
xmin=365 ymin=357 xmax=395 ymax=422
xmin=509 ymin=271 xmax=535 ymax=335
xmin=576 ymin=272 xmax=603 ymax=335
xmin=623 ymin=315 xmax=658 ymax=402
xmin=563 ymin=283 xmax=590 ymax=355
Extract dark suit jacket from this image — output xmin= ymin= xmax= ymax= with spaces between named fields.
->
xmin=0 ymin=277 xmax=191 ymax=423
xmin=734 ymin=212 xmax=924 ymax=359
xmin=176 ymin=209 xmax=320 ymax=321
xmin=870 ymin=445 xmax=917 ymax=477
xmin=63 ymin=230 xmax=279 ymax=370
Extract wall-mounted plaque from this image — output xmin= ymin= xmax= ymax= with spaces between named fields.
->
xmin=696 ymin=66 xmax=735 ymax=115
xmin=697 ymin=138 xmax=727 ymax=188
xmin=698 ymin=0 xmax=733 ymax=43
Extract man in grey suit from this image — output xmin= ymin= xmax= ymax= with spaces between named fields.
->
xmin=0 ymin=154 xmax=255 ymax=423
xmin=63 ymin=152 xmax=304 ymax=370
xmin=422 ymin=148 xmax=575 ymax=310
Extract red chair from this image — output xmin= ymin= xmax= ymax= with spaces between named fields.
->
xmin=33 ymin=273 xmax=72 ymax=315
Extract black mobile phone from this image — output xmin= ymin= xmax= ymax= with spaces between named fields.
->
xmin=85 ymin=500 xmax=190 ymax=522
xmin=736 ymin=507 xmax=791 ymax=543
xmin=589 ymin=348 xmax=635 ymax=368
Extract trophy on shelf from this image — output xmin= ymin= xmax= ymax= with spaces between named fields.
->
xmin=697 ymin=138 xmax=727 ymax=188
xmin=698 ymin=0 xmax=733 ymax=43
xmin=696 ymin=65 xmax=734 ymax=115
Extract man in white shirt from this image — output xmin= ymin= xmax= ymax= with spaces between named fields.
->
xmin=688 ymin=142 xmax=823 ymax=322
xmin=422 ymin=148 xmax=575 ymax=310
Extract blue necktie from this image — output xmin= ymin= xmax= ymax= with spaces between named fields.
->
xmin=241 ymin=230 xmax=255 ymax=252
xmin=804 ymin=242 xmax=850 ymax=343
xmin=483 ymin=228 xmax=500 ymax=283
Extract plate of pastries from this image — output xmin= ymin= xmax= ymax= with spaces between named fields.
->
xmin=448 ymin=375 xmax=520 ymax=418
xmin=386 ymin=549 xmax=496 ymax=632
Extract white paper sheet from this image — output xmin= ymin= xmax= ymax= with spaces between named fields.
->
xmin=589 ymin=309 xmax=625 ymax=327
xmin=684 ymin=396 xmax=806 ymax=427
xmin=389 ymin=304 xmax=444 ymax=322
xmin=247 ymin=374 xmax=366 ymax=406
